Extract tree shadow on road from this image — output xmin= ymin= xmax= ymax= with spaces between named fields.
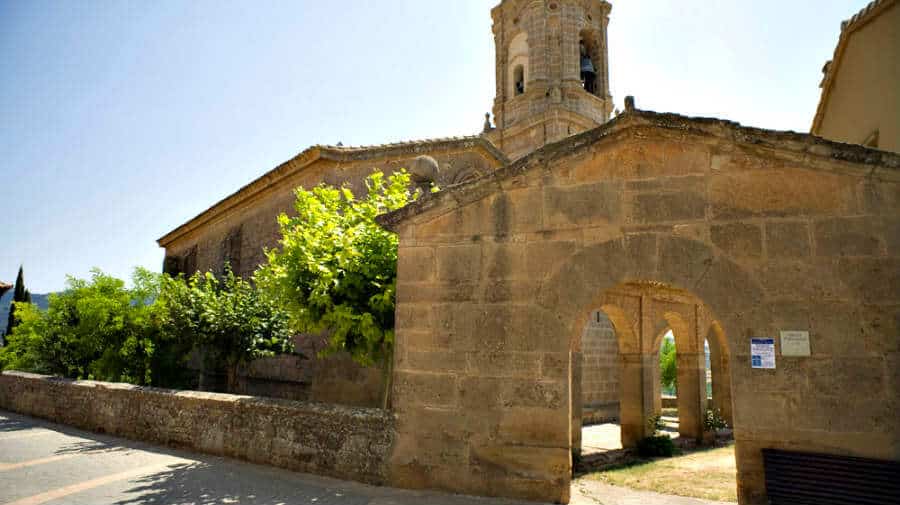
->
xmin=112 ymin=461 xmax=365 ymax=505
xmin=54 ymin=439 xmax=129 ymax=455
xmin=0 ymin=416 xmax=33 ymax=432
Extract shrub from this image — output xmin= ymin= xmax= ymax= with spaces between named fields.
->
xmin=704 ymin=407 xmax=728 ymax=432
xmin=0 ymin=268 xmax=167 ymax=385
xmin=158 ymin=267 xmax=293 ymax=392
xmin=0 ymin=267 xmax=293 ymax=392
xmin=256 ymin=171 xmax=418 ymax=369
xmin=637 ymin=435 xmax=677 ymax=458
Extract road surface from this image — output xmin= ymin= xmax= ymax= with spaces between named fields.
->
xmin=0 ymin=410 xmax=533 ymax=505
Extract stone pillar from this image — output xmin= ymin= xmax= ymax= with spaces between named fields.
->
xmin=676 ymin=351 xmax=707 ymax=441
xmin=619 ymin=353 xmax=656 ymax=447
xmin=571 ymin=351 xmax=583 ymax=456
xmin=713 ymin=353 xmax=734 ymax=427
xmin=652 ymin=357 xmax=662 ymax=415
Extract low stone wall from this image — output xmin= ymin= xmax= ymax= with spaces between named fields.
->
xmin=0 ymin=371 xmax=396 ymax=486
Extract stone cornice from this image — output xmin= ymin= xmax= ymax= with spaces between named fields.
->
xmin=378 ymin=107 xmax=900 ymax=231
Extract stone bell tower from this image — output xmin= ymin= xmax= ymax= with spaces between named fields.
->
xmin=485 ymin=0 xmax=613 ymax=160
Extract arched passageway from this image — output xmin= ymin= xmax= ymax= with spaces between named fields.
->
xmin=573 ymin=281 xmax=735 ymax=455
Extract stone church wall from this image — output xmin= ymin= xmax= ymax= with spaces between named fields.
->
xmin=160 ymin=145 xmax=502 ymax=408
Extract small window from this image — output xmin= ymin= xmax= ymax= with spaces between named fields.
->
xmin=514 ymin=65 xmax=525 ymax=95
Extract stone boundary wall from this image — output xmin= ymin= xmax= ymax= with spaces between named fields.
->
xmin=0 ymin=371 xmax=396 ymax=486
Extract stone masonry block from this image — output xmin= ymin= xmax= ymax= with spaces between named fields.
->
xmin=711 ymin=222 xmax=763 ymax=258
xmin=709 ymin=169 xmax=856 ymax=220
xmin=497 ymin=407 xmax=570 ymax=448
xmin=392 ymin=371 xmax=458 ymax=410
xmin=630 ymin=191 xmax=707 ymax=224
xmin=525 ymin=240 xmax=577 ymax=279
xmin=543 ymin=181 xmax=623 ymax=228
xmin=814 ymin=216 xmax=884 ymax=256
xmin=765 ymin=221 xmax=811 ymax=258
xmin=481 ymin=241 xmax=528 ymax=280
xmin=397 ymin=246 xmax=436 ymax=282
xmin=436 ymin=244 xmax=482 ymax=282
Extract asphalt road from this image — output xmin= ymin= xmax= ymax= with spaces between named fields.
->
xmin=0 ymin=410 xmax=535 ymax=505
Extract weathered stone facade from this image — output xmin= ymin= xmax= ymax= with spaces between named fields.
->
xmin=379 ymin=108 xmax=900 ymax=504
xmin=148 ymin=2 xmax=900 ymax=503
xmin=0 ymin=371 xmax=396 ymax=485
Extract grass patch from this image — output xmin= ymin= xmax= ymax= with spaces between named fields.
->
xmin=588 ymin=443 xmax=737 ymax=502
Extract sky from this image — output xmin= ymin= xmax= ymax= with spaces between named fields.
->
xmin=1 ymin=0 xmax=871 ymax=293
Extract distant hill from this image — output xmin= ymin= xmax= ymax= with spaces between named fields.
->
xmin=0 ymin=289 xmax=50 ymax=339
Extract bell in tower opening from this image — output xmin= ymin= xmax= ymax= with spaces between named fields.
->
xmin=580 ymin=41 xmax=597 ymax=95
xmin=489 ymin=0 xmax=613 ymax=161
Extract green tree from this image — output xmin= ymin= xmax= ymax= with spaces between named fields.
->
xmin=660 ymin=336 xmax=677 ymax=394
xmin=0 ymin=269 xmax=162 ymax=383
xmin=159 ymin=267 xmax=293 ymax=393
xmin=5 ymin=266 xmax=32 ymax=338
xmin=256 ymin=170 xmax=419 ymax=406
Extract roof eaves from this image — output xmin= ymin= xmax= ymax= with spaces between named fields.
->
xmin=157 ymin=135 xmax=508 ymax=248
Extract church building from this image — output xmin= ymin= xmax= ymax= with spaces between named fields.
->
xmin=156 ymin=3 xmax=899 ymax=504
xmin=157 ymin=0 xmax=615 ymax=280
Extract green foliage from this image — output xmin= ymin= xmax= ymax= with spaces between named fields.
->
xmin=159 ymin=267 xmax=293 ymax=391
xmin=256 ymin=170 xmax=418 ymax=367
xmin=5 ymin=265 xmax=32 ymax=337
xmin=0 ymin=269 xmax=165 ymax=384
xmin=659 ymin=336 xmax=677 ymax=393
xmin=0 ymin=267 xmax=293 ymax=392
xmin=637 ymin=435 xmax=677 ymax=458
xmin=703 ymin=407 xmax=728 ymax=432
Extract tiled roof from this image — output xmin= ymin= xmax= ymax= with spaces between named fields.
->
xmin=157 ymin=135 xmax=507 ymax=247
xmin=842 ymin=0 xmax=890 ymax=31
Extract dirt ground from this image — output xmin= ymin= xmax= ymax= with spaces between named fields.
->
xmin=582 ymin=444 xmax=738 ymax=502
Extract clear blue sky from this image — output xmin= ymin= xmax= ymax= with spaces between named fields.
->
xmin=1 ymin=0 xmax=869 ymax=293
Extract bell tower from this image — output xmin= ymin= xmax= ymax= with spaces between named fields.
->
xmin=485 ymin=0 xmax=613 ymax=160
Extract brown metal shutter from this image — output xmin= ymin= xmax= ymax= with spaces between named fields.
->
xmin=762 ymin=448 xmax=900 ymax=505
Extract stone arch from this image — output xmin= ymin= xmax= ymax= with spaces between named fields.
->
xmin=508 ymin=32 xmax=529 ymax=97
xmin=543 ymin=234 xmax=763 ymax=360
xmin=543 ymin=232 xmax=763 ymax=453
xmin=598 ymin=303 xmax=638 ymax=355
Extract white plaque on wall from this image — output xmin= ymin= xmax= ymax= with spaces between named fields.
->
xmin=780 ymin=331 xmax=811 ymax=357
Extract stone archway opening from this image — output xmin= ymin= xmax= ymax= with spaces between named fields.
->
xmin=657 ymin=328 xmax=680 ymax=439
xmin=571 ymin=280 xmax=737 ymax=476
xmin=576 ymin=308 xmax=624 ymax=460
